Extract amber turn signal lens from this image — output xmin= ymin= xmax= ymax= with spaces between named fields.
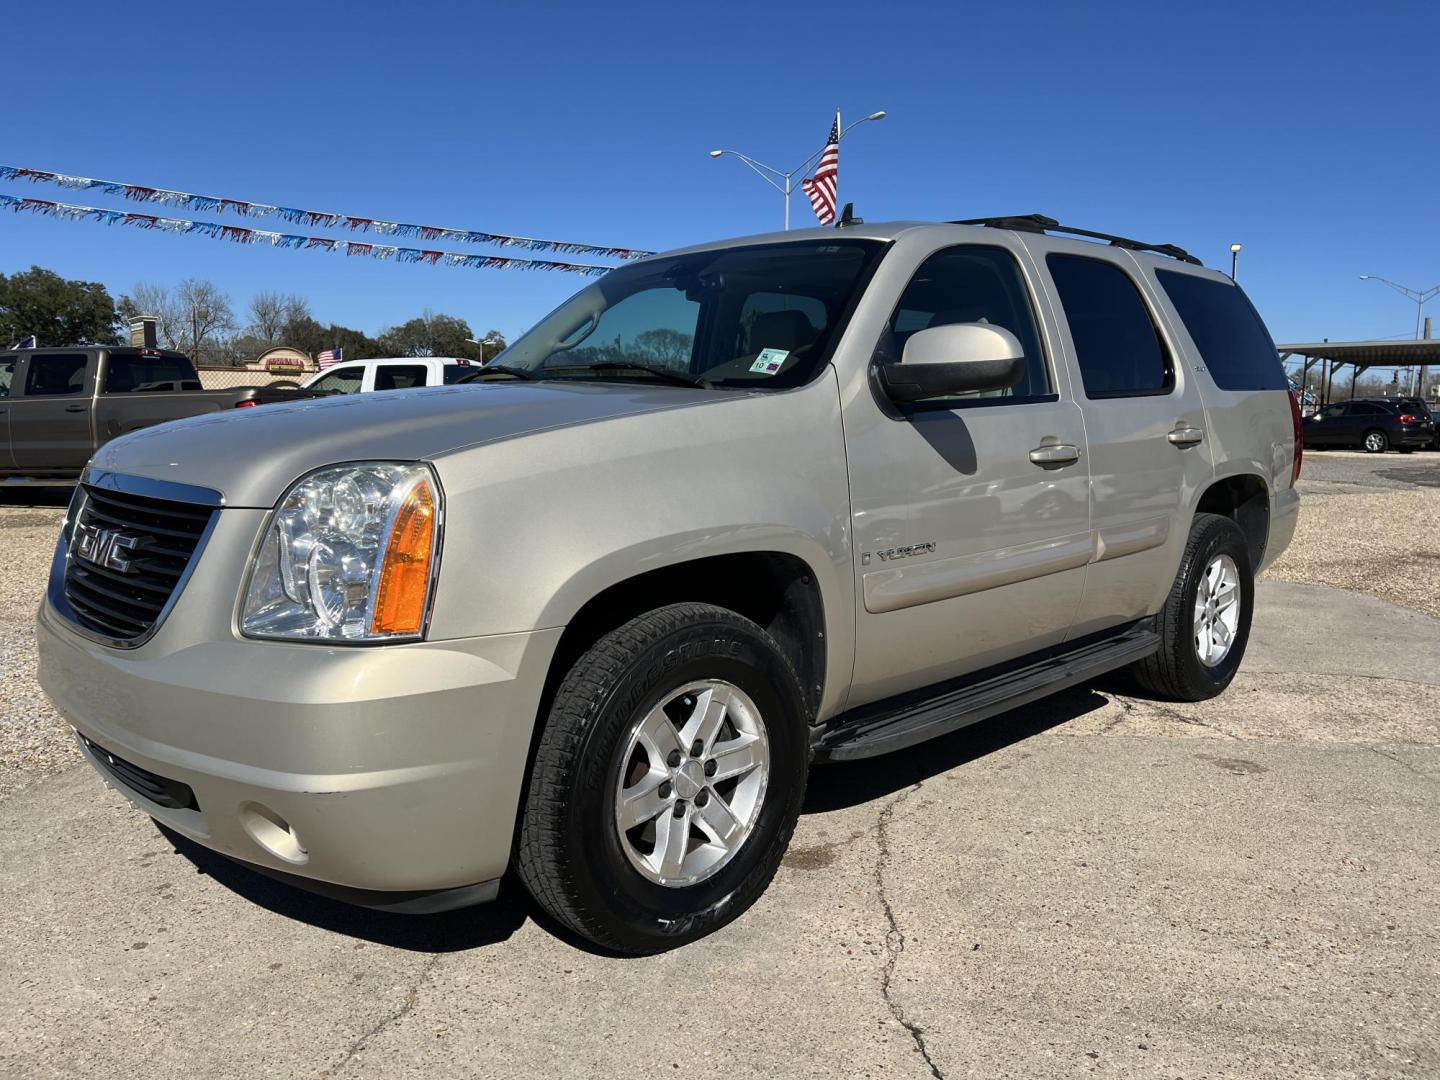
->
xmin=370 ymin=477 xmax=436 ymax=636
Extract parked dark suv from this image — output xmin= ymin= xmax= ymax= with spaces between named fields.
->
xmin=1300 ymin=397 xmax=1434 ymax=453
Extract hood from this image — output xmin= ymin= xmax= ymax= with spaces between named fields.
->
xmin=89 ymin=381 xmax=712 ymax=507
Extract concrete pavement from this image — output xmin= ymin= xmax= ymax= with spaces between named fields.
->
xmin=2 ymin=581 xmax=1437 ymax=1079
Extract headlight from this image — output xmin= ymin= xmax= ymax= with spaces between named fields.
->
xmin=241 ymin=462 xmax=441 ymax=642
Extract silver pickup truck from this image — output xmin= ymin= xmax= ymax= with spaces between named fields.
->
xmin=37 ymin=216 xmax=1301 ymax=953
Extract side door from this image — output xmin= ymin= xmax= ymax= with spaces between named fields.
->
xmin=306 ymin=363 xmax=366 ymax=395
xmin=372 ymin=362 xmax=431 ymax=391
xmin=9 ymin=352 xmax=96 ymax=473
xmin=1349 ymin=402 xmax=1387 ymax=448
xmin=843 ymin=239 xmax=1092 ymax=706
xmin=1027 ymin=244 xmax=1216 ymax=637
xmin=0 ymin=353 xmax=16 ymax=468
xmin=1303 ymin=402 xmax=1348 ymax=446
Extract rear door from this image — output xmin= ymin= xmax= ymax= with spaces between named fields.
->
xmin=0 ymin=353 xmax=16 ymax=468
xmin=9 ymin=352 xmax=95 ymax=473
xmin=1026 ymin=243 xmax=1215 ymax=637
xmin=372 ymin=362 xmax=431 ymax=391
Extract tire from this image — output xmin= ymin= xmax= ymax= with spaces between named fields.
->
xmin=1363 ymin=429 xmax=1389 ymax=453
xmin=1398 ymin=447 xmax=1415 ymax=455
xmin=1132 ymin=513 xmax=1254 ymax=702
xmin=517 ymin=603 xmax=810 ymax=954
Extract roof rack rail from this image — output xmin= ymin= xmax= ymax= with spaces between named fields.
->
xmin=950 ymin=213 xmax=1202 ymax=266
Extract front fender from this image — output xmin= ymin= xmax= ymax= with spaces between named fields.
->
xmin=426 ymin=372 xmax=856 ymax=720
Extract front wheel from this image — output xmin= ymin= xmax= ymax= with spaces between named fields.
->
xmin=517 ymin=603 xmax=809 ymax=954
xmin=1363 ymin=429 xmax=1389 ymax=453
xmin=1132 ymin=513 xmax=1254 ymax=701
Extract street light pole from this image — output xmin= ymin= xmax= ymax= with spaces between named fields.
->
xmin=709 ymin=110 xmax=887 ymax=230
xmin=1229 ymin=243 xmax=1242 ymax=281
xmin=1359 ymin=275 xmax=1440 ymax=396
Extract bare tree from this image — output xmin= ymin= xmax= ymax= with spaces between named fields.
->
xmin=118 ymin=282 xmax=184 ymax=350
xmin=248 ymin=291 xmax=310 ymax=344
xmin=174 ymin=278 xmax=236 ymax=365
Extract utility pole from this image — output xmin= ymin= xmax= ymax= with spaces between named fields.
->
xmin=1359 ymin=275 xmax=1440 ymax=396
xmin=709 ymin=110 xmax=887 ymax=229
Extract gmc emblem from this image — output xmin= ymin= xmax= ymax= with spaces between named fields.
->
xmin=74 ymin=523 xmax=143 ymax=573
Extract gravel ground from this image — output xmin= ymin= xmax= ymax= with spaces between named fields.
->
xmin=2 ymin=451 xmax=1435 ymax=797
xmin=1264 ymin=450 xmax=1440 ymax=618
xmin=0 ymin=494 xmax=72 ymax=798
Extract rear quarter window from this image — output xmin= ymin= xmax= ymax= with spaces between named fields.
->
xmin=1156 ymin=270 xmax=1287 ymax=391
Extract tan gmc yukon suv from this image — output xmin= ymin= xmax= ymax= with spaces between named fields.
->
xmin=37 ymin=215 xmax=1302 ymax=953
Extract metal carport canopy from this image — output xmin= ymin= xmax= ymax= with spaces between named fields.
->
xmin=1276 ymin=340 xmax=1440 ymax=364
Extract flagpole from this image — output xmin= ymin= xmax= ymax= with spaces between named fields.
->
xmin=708 ymin=109 xmax=885 ymax=230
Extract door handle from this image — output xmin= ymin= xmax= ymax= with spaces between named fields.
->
xmin=1167 ymin=425 xmax=1204 ymax=447
xmin=64 ymin=404 xmax=88 ymax=413
xmin=1028 ymin=443 xmax=1081 ymax=467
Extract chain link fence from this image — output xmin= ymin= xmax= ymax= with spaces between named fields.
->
xmin=196 ymin=367 xmax=311 ymax=390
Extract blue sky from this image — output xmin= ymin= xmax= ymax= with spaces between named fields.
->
xmin=3 ymin=0 xmax=1437 ymax=348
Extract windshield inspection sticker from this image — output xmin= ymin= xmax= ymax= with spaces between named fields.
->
xmin=749 ymin=348 xmax=789 ymax=375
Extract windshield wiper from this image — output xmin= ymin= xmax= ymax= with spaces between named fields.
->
xmin=465 ymin=364 xmax=537 ymax=381
xmin=565 ymin=361 xmax=712 ymax=389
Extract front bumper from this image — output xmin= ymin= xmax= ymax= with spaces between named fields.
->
xmin=37 ymin=596 xmax=561 ymax=905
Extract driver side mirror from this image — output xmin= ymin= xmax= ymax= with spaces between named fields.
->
xmin=877 ymin=323 xmax=1026 ymax=404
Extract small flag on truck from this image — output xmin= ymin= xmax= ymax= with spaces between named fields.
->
xmin=317 ymin=348 xmax=343 ymax=370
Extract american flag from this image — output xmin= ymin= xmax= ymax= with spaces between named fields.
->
xmin=801 ymin=114 xmax=840 ymax=226
xmin=317 ymin=347 xmax=343 ymax=370
xmin=10 ymin=335 xmax=37 ymax=349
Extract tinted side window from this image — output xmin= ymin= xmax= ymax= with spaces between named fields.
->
xmin=310 ymin=367 xmax=363 ymax=394
xmin=24 ymin=354 xmax=89 ymax=397
xmin=374 ymin=365 xmax=429 ymax=391
xmin=1047 ymin=255 xmax=1171 ymax=398
xmin=0 ymin=354 xmax=14 ymax=398
xmin=1156 ymin=270 xmax=1286 ymax=391
xmin=881 ymin=245 xmax=1051 ymax=405
xmin=104 ymin=353 xmax=199 ymax=393
xmin=442 ymin=365 xmax=478 ymax=384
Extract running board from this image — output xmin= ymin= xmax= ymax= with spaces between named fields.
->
xmin=815 ymin=625 xmax=1159 ymax=762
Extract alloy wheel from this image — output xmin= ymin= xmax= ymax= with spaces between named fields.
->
xmin=613 ymin=679 xmax=770 ymax=888
xmin=1193 ymin=553 xmax=1242 ymax=667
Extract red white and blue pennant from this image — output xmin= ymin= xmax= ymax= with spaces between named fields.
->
xmin=0 ymin=194 xmax=614 ymax=276
xmin=0 ymin=163 xmax=652 ymax=262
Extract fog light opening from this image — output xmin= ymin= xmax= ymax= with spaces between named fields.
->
xmin=239 ymin=802 xmax=308 ymax=864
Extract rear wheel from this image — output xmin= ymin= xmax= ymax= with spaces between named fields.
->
xmin=1363 ymin=429 xmax=1389 ymax=453
xmin=1132 ymin=513 xmax=1254 ymax=701
xmin=517 ymin=603 xmax=809 ymax=954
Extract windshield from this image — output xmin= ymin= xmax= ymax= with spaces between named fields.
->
xmin=496 ymin=240 xmax=884 ymax=389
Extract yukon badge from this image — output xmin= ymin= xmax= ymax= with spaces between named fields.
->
xmin=861 ymin=542 xmax=936 ymax=566
xmin=74 ymin=523 xmax=143 ymax=574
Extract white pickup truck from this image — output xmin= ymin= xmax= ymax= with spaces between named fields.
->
xmin=301 ymin=357 xmax=479 ymax=394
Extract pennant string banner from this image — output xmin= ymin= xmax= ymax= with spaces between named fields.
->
xmin=0 ymin=194 xmax=614 ymax=277
xmin=0 ymin=164 xmax=653 ymax=260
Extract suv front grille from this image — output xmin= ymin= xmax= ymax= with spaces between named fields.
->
xmin=62 ymin=485 xmax=215 ymax=642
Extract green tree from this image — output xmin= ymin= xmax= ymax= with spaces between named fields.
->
xmin=0 ymin=266 xmax=121 ymax=347
xmin=283 ymin=312 xmax=381 ymax=364
xmin=378 ymin=311 xmax=482 ymax=359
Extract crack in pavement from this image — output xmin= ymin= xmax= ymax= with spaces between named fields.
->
xmin=874 ymin=780 xmax=945 ymax=1080
xmin=1107 ymin=694 xmax=1240 ymax=739
xmin=1366 ymin=744 xmax=1440 ymax=784
xmin=322 ymin=953 xmax=442 ymax=1077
